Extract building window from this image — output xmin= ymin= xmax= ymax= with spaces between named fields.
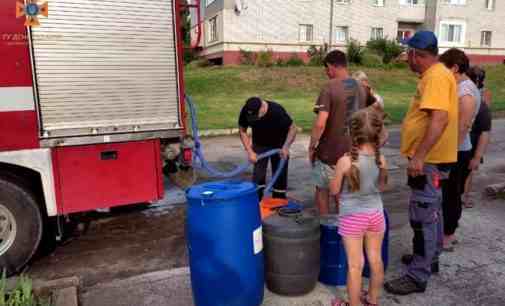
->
xmin=335 ymin=0 xmax=350 ymax=4
xmin=299 ymin=24 xmax=314 ymax=42
xmin=486 ymin=0 xmax=494 ymax=10
xmin=440 ymin=21 xmax=465 ymax=45
xmin=399 ymin=0 xmax=423 ymax=5
xmin=335 ymin=26 xmax=349 ymax=42
xmin=374 ymin=0 xmax=385 ymax=6
xmin=206 ymin=0 xmax=216 ymax=6
xmin=442 ymin=0 xmax=465 ymax=5
xmin=481 ymin=31 xmax=492 ymax=47
xmin=397 ymin=30 xmax=412 ymax=42
xmin=371 ymin=27 xmax=384 ymax=40
xmin=208 ymin=16 xmax=218 ymax=43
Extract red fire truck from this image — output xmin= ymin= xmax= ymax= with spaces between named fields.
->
xmin=0 ymin=0 xmax=199 ymax=275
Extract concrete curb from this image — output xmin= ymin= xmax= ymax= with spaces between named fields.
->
xmin=86 ymin=267 xmax=190 ymax=290
xmin=198 ymin=118 xmax=505 ymax=137
xmin=198 ymin=125 xmax=402 ymax=137
xmin=7 ymin=276 xmax=79 ymax=306
xmin=35 ymin=277 xmax=80 ymax=306
xmin=53 ymin=286 xmax=79 ymax=306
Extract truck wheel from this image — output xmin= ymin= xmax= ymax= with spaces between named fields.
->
xmin=0 ymin=178 xmax=43 ymax=276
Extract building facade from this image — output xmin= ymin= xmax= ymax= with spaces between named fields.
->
xmin=192 ymin=0 xmax=505 ymax=65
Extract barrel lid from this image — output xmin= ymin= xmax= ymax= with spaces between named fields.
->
xmin=262 ymin=207 xmax=320 ymax=239
xmin=186 ymin=180 xmax=257 ymax=201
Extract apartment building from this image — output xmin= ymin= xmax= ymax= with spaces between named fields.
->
xmin=192 ymin=0 xmax=505 ymax=65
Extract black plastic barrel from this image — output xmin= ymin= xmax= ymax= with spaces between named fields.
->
xmin=262 ymin=207 xmax=320 ymax=296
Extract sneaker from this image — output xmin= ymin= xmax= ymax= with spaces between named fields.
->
xmin=401 ymin=254 xmax=439 ymax=274
xmin=384 ymin=275 xmax=427 ymax=295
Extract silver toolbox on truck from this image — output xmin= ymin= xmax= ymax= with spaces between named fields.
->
xmin=29 ymin=0 xmax=183 ymax=146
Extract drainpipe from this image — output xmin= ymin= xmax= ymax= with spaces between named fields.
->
xmin=329 ymin=0 xmax=334 ymax=48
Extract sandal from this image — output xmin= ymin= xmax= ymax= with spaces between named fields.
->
xmin=360 ymin=291 xmax=379 ymax=306
xmin=331 ymin=297 xmax=350 ymax=306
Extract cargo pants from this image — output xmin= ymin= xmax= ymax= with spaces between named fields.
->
xmin=253 ymin=145 xmax=289 ymax=201
xmin=407 ymin=164 xmax=449 ymax=284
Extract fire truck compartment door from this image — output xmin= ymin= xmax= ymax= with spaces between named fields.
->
xmin=29 ymin=0 xmax=181 ymax=139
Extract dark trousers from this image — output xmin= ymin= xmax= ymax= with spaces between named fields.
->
xmin=407 ymin=164 xmax=446 ymax=283
xmin=442 ymin=150 xmax=472 ymax=236
xmin=252 ymin=146 xmax=288 ymax=201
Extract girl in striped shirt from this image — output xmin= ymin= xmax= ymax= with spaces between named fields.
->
xmin=330 ymin=108 xmax=388 ymax=306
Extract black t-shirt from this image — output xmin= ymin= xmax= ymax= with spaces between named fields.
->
xmin=470 ymin=102 xmax=492 ymax=149
xmin=238 ymin=101 xmax=293 ymax=148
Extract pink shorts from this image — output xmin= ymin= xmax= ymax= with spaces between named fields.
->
xmin=339 ymin=211 xmax=385 ymax=238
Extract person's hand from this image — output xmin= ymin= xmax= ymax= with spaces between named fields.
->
xmin=280 ymin=146 xmax=289 ymax=160
xmin=407 ymin=156 xmax=424 ymax=177
xmin=468 ymin=157 xmax=480 ymax=171
xmin=248 ymin=151 xmax=257 ymax=164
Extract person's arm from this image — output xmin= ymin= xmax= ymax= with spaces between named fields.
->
xmin=379 ymin=124 xmax=389 ymax=147
xmin=469 ymin=132 xmax=490 ymax=170
xmin=483 ymin=89 xmax=492 ymax=105
xmin=281 ymin=123 xmax=298 ymax=159
xmin=458 ymin=95 xmax=477 ymax=146
xmin=309 ymin=111 xmax=329 ymax=164
xmin=239 ymin=127 xmax=257 ymax=163
xmin=329 ymin=155 xmax=351 ymax=208
xmin=409 ymin=109 xmax=449 ymax=177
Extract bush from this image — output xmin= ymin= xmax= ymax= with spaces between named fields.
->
xmin=307 ymin=43 xmax=329 ymax=66
xmin=285 ymin=54 xmax=305 ymax=67
xmin=194 ymin=58 xmax=211 ymax=68
xmin=256 ymin=50 xmax=274 ymax=67
xmin=366 ymin=38 xmax=405 ymax=64
xmin=239 ymin=49 xmax=256 ymax=65
xmin=390 ymin=61 xmax=409 ymax=69
xmin=0 ymin=272 xmax=50 ymax=306
xmin=347 ymin=39 xmax=365 ymax=65
xmin=183 ymin=48 xmax=197 ymax=64
xmin=275 ymin=58 xmax=287 ymax=67
xmin=361 ymin=51 xmax=383 ymax=68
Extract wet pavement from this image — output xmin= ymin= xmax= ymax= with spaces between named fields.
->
xmin=26 ymin=119 xmax=505 ymax=305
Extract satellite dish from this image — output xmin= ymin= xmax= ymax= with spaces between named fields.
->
xmin=235 ymin=0 xmax=248 ymax=14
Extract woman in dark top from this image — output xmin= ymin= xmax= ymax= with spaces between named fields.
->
xmin=463 ymin=66 xmax=492 ymax=208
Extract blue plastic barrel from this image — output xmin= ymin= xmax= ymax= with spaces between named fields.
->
xmin=186 ymin=180 xmax=264 ymax=306
xmin=363 ymin=210 xmax=389 ymax=278
xmin=319 ymin=210 xmax=389 ymax=286
xmin=319 ymin=215 xmax=347 ymax=286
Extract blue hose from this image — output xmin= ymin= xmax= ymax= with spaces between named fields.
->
xmin=186 ymin=96 xmax=287 ymax=193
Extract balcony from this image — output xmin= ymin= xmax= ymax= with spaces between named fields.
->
xmin=397 ymin=2 xmax=426 ymax=23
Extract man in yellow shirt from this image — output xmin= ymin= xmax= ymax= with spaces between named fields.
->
xmin=385 ymin=31 xmax=458 ymax=295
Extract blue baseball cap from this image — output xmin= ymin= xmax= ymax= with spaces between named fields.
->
xmin=404 ymin=31 xmax=438 ymax=53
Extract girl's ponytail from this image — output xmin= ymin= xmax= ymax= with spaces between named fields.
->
xmin=347 ymin=107 xmax=386 ymax=192
xmin=348 ymin=138 xmax=361 ymax=192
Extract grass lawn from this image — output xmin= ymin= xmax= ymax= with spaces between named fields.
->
xmin=184 ymin=65 xmax=505 ymax=131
